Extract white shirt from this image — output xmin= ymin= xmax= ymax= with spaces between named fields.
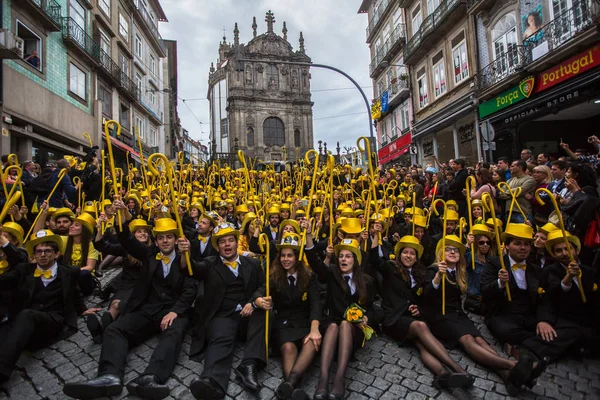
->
xmin=343 ymin=272 xmax=356 ymax=295
xmin=220 ymin=256 xmax=241 ymax=277
xmin=431 ymin=266 xmax=455 ymax=290
xmin=560 ymin=263 xmax=581 ymax=292
xmin=508 ymin=256 xmax=527 ymax=290
xmin=37 ymin=262 xmax=58 ymax=287
xmin=199 ymin=235 xmax=210 ymax=254
xmin=160 ymin=251 xmax=177 ymax=278
xmin=406 ymin=267 xmax=416 ymax=288
xmin=287 ymin=272 xmax=298 ymax=287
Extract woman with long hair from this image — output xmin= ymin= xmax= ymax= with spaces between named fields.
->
xmin=464 ymin=225 xmax=497 ymax=314
xmin=420 ymin=235 xmax=530 ymax=395
xmin=61 ymin=212 xmax=99 ymax=296
xmin=527 ymin=223 xmax=556 ymax=268
xmin=304 ymin=220 xmax=377 ymax=400
xmin=526 ymin=165 xmax=553 ymax=225
xmin=238 ymin=212 xmax=259 ymax=258
xmin=370 ymin=230 xmax=473 ymax=389
xmin=268 ymin=232 xmax=322 ymax=400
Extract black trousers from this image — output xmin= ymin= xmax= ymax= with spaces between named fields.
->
xmin=0 ymin=309 xmax=64 ymax=380
xmin=97 ymin=308 xmax=188 ymax=383
xmin=201 ymin=311 xmax=266 ymax=392
xmin=487 ymin=314 xmax=581 ymax=360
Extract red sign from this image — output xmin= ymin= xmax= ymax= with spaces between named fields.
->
xmin=534 ymin=45 xmax=600 ymax=94
xmin=378 ymin=133 xmax=411 ymax=165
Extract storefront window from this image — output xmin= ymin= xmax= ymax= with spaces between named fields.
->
xmin=32 ymin=143 xmax=64 ymax=167
xmin=492 ymin=14 xmax=519 ymax=77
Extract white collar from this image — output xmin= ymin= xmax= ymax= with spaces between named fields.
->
xmin=220 ymin=256 xmax=241 ymax=265
xmin=36 ymin=262 xmax=58 ymax=277
xmin=508 ymin=255 xmax=526 ymax=267
xmin=343 ymin=272 xmax=353 ymax=280
xmin=161 ymin=251 xmax=177 ymax=264
xmin=287 ymin=271 xmax=298 ymax=280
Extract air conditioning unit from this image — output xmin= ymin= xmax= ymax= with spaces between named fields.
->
xmin=0 ymin=30 xmax=24 ymax=59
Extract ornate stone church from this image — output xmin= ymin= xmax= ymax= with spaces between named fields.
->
xmin=207 ymin=11 xmax=314 ymax=162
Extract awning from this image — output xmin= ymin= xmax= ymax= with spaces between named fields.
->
xmin=106 ymin=138 xmax=142 ymax=164
xmin=378 ymin=133 xmax=412 ymax=165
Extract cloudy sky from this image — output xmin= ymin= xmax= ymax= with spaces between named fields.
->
xmin=160 ymin=0 xmax=373 ymax=154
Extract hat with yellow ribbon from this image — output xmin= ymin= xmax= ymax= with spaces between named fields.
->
xmin=472 ymin=224 xmax=494 ymax=238
xmin=339 ymin=218 xmax=365 ymax=235
xmin=129 ymin=218 xmax=152 ymax=233
xmin=335 ymin=238 xmax=362 ymax=265
xmin=545 ymin=230 xmax=580 ymax=257
xmin=394 ymin=235 xmax=424 ymax=259
xmin=2 ymin=221 xmax=24 ymax=245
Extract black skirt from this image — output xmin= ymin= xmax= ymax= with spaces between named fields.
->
xmin=271 ymin=322 xmax=310 ymax=349
xmin=383 ymin=315 xmax=417 ymax=343
xmin=426 ymin=310 xmax=481 ymax=349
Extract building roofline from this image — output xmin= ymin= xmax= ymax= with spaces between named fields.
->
xmin=358 ymin=0 xmax=372 ymax=14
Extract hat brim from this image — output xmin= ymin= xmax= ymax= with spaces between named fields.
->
xmin=26 ymin=236 xmax=64 ymax=257
xmin=2 ymin=226 xmax=23 ymax=245
xmin=334 ymin=245 xmax=362 ymax=265
xmin=501 ymin=232 xmax=534 ymax=242
xmin=276 ymin=244 xmax=301 ymax=251
xmin=435 ymin=237 xmax=466 ymax=256
xmin=472 ymin=229 xmax=494 ymax=238
xmin=545 ymin=236 xmax=580 ymax=258
xmin=211 ymin=230 xmax=240 ymax=249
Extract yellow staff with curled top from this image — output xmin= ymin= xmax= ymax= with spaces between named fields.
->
xmin=299 ymin=150 xmax=319 ymax=261
xmin=104 ymin=120 xmax=122 ymax=231
xmin=535 ymin=188 xmax=586 ymax=303
xmin=24 ymin=169 xmax=68 ymax=242
xmin=258 ymin=233 xmax=270 ymax=360
xmin=432 ymin=198 xmax=448 ymax=315
xmin=466 ymin=176 xmax=476 ymax=269
xmin=482 ymin=192 xmax=511 ymax=301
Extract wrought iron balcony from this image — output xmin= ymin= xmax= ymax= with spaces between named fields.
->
xmin=365 ymin=0 xmax=391 ymax=43
xmin=61 ymin=18 xmax=100 ymax=66
xmin=404 ymin=0 xmax=463 ymax=64
xmin=474 ymin=0 xmax=599 ymax=93
xmin=466 ymin=0 xmax=495 ymax=15
xmin=130 ymin=0 xmax=167 ymax=56
xmin=369 ymin=22 xmax=407 ymax=78
xmin=97 ymin=48 xmax=123 ymax=85
xmin=22 ymin=0 xmax=62 ymax=31
xmin=117 ymin=70 xmax=140 ymax=101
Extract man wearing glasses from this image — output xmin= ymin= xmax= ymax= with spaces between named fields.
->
xmin=0 ymin=229 xmax=85 ymax=383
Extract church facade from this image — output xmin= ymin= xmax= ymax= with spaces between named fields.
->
xmin=207 ymin=11 xmax=314 ymax=162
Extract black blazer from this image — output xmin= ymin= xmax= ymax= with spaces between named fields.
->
xmin=188 ymin=255 xmax=264 ymax=359
xmin=117 ymin=224 xmax=198 ymax=316
xmin=262 ymin=225 xmax=279 ymax=241
xmin=190 ymin=235 xmax=219 ymax=259
xmin=305 ymin=247 xmax=377 ymax=323
xmin=481 ymin=256 xmax=555 ymax=324
xmin=419 ymin=265 xmax=466 ymax=323
xmin=268 ymin=275 xmax=322 ymax=330
xmin=447 ymin=169 xmax=468 ymax=202
xmin=544 ymin=261 xmax=598 ymax=327
xmin=0 ymin=261 xmax=85 ymax=336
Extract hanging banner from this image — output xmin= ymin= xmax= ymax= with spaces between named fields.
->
xmin=371 ymin=99 xmax=382 ymax=120
xmin=381 ymin=91 xmax=389 ymax=114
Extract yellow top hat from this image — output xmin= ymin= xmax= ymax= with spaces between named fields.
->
xmin=471 ymin=199 xmax=484 ymax=208
xmin=153 ymin=218 xmax=179 ymax=236
xmin=47 ymin=207 xmax=57 ymax=216
xmin=446 ymin=200 xmax=459 ymax=209
xmin=53 ymin=207 xmax=75 ymax=220
xmin=545 ymin=230 xmax=580 ymax=257
xmin=435 ymin=234 xmax=466 ymax=256
xmin=129 ymin=218 xmax=152 ymax=233
xmin=74 ymin=212 xmax=96 ymax=235
xmin=339 ymin=218 xmax=365 ymax=235
xmin=140 ymin=190 xmax=149 ymax=198
xmin=101 ymin=199 xmax=113 ymax=208
xmin=394 ymin=235 xmax=424 ymax=259
xmin=202 ymin=210 xmax=220 ymax=226
xmin=404 ymin=207 xmax=423 ymax=216
xmin=442 ymin=209 xmax=460 ymax=221
xmin=369 ymin=213 xmax=387 ymax=229
xmin=353 ymin=209 xmax=365 ymax=218
xmin=235 ymin=204 xmax=249 ymax=215
xmin=82 ymin=201 xmax=96 ymax=215
xmin=190 ymin=202 xmax=204 ymax=212
xmin=335 ymin=238 xmax=362 ymax=265
xmin=538 ymin=222 xmax=558 ymax=235
xmin=276 ymin=232 xmax=301 ymax=251
xmin=267 ymin=206 xmax=280 ymax=216
xmin=388 ymin=168 xmax=396 ymax=176
xmin=240 ymin=212 xmax=257 ymax=233
xmin=471 ymin=224 xmax=494 ymax=238
xmin=501 ymin=223 xmax=534 ymax=242
xmin=125 ymin=194 xmax=141 ymax=206
xmin=26 ymin=229 xmax=64 ymax=257
xmin=279 ymin=203 xmax=291 ymax=211
xmin=64 ymin=155 xmax=78 ymax=167
xmin=214 ymin=200 xmax=228 ymax=209
xmin=413 ymin=215 xmax=428 ymax=228
xmin=211 ymin=222 xmax=240 ymax=248
xmin=280 ymin=219 xmax=301 ymax=234
xmin=312 ymin=206 xmax=323 ymax=216
xmin=2 ymin=222 xmax=24 ymax=245
xmin=486 ymin=218 xmax=503 ymax=231
xmin=295 ymin=209 xmax=306 ymax=218
xmin=341 ymin=207 xmax=355 ymax=218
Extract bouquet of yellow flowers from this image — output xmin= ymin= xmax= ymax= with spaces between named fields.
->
xmin=343 ymin=303 xmax=376 ymax=346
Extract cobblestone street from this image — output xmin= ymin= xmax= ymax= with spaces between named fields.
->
xmin=1 ymin=269 xmax=599 ymax=400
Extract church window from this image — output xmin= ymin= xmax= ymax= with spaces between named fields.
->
xmin=263 ymin=117 xmax=285 ymax=146
xmin=294 ymin=129 xmax=301 ymax=147
xmin=266 ymin=64 xmax=279 ymax=88
xmin=247 ymin=126 xmax=255 ymax=147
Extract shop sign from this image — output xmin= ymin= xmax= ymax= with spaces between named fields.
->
xmin=381 ymin=91 xmax=389 ymax=113
xmin=378 ymin=133 xmax=412 ymax=164
xmin=534 ymin=45 xmax=600 ymax=93
xmin=371 ymin=99 xmax=382 ymax=120
xmin=459 ymin=123 xmax=475 ymax=144
xmin=422 ymin=140 xmax=434 ymax=157
xmin=479 ymin=77 xmax=535 ymax=119
xmin=501 ymin=90 xmax=580 ymax=125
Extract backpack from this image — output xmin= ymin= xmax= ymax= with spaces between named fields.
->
xmin=27 ymin=170 xmax=55 ymax=196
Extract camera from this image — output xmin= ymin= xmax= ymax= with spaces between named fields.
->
xmin=588 ymin=137 xmax=594 ymax=143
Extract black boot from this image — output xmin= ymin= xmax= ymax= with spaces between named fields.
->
xmin=190 ymin=377 xmax=225 ymax=400
xmin=85 ymin=314 xmax=103 ymax=344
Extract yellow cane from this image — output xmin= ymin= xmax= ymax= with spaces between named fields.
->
xmin=258 ymin=233 xmax=270 ymax=360
xmin=432 ymin=198 xmax=448 ymax=315
xmin=357 ymin=137 xmax=379 ymax=216
xmin=0 ymin=190 xmax=21 ymax=223
xmin=466 ymin=176 xmax=476 ymax=270
xmin=24 ymin=169 xmax=68 ymax=242
xmin=73 ymin=176 xmax=82 ymax=211
xmin=104 ymin=120 xmax=123 ymax=231
xmin=412 ymin=192 xmax=417 ymax=237
xmin=83 ymin=132 xmax=93 ymax=148
xmin=482 ymin=192 xmax=511 ymax=301
xmin=148 ymin=153 xmax=193 ymax=276
xmin=299 ymin=150 xmax=319 ymax=261
xmin=498 ymin=182 xmax=526 ymax=223
xmin=535 ymin=188 xmax=586 ymax=303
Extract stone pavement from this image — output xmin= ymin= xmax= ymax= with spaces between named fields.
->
xmin=1 ymin=268 xmax=599 ymax=400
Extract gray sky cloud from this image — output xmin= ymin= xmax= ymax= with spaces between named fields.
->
xmin=160 ymin=0 xmax=373 ymax=154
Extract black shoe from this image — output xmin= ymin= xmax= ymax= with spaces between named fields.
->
xmin=433 ymin=372 xmax=474 ymax=389
xmin=313 ymin=391 xmax=328 ymax=400
xmin=85 ymin=314 xmax=103 ymax=344
xmin=129 ymin=374 xmax=170 ymax=400
xmin=190 ymin=377 xmax=225 ymax=400
xmin=95 ymin=266 xmax=103 ymax=278
xmin=234 ymin=363 xmax=261 ymax=391
xmin=292 ymin=388 xmax=310 ymax=400
xmin=509 ymin=352 xmax=534 ymax=389
xmin=526 ymin=356 xmax=549 ymax=388
xmin=275 ymin=381 xmax=294 ymax=399
xmin=328 ymin=392 xmax=344 ymax=400
xmin=63 ymin=374 xmax=123 ymax=399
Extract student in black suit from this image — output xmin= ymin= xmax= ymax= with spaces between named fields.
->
xmin=0 ymin=230 xmax=85 ymax=383
xmin=186 ymin=223 xmax=270 ymax=400
xmin=64 ymin=214 xmax=198 ymax=400
xmin=447 ymin=159 xmax=468 ymax=217
xmin=369 ymin=231 xmax=473 ymax=389
xmin=422 ymin=234 xmax=527 ymax=396
xmin=189 ymin=211 xmax=220 ymax=259
xmin=304 ymin=221 xmax=378 ymax=400
xmin=543 ymin=231 xmax=599 ymax=355
xmin=481 ymin=224 xmax=580 ymax=366
xmin=266 ymin=232 xmax=322 ymax=400
xmin=262 ymin=207 xmax=281 ymax=241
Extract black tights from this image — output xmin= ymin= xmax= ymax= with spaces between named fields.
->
xmin=316 ymin=322 xmax=355 ymax=395
xmin=406 ymin=321 xmax=466 ymax=376
xmin=280 ymin=340 xmax=318 ymax=387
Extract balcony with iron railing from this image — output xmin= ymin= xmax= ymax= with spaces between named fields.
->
xmin=61 ymin=17 xmax=100 ymax=66
xmin=466 ymin=0 xmax=495 ymax=15
xmin=130 ymin=0 xmax=167 ymax=56
xmin=22 ymin=0 xmax=62 ymax=31
xmin=474 ymin=0 xmax=599 ymax=95
xmin=369 ymin=22 xmax=407 ymax=78
xmin=117 ymin=70 xmax=140 ymax=102
xmin=404 ymin=0 xmax=464 ymax=64
xmin=97 ymin=48 xmax=124 ymax=86
xmin=365 ymin=0 xmax=391 ymax=42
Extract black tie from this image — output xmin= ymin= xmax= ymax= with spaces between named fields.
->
xmin=448 ymin=270 xmax=456 ymax=281
xmin=344 ymin=276 xmax=352 ymax=293
xmin=288 ymin=276 xmax=296 ymax=287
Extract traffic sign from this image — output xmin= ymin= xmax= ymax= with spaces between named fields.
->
xmin=409 ymin=145 xmax=417 ymax=155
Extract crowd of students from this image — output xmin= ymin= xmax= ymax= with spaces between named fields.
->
xmin=0 ymin=143 xmax=598 ymax=400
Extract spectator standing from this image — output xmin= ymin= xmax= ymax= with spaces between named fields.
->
xmin=497 ymin=157 xmax=511 ymax=181
xmin=526 ymin=165 xmax=553 ymax=225
xmin=498 ymin=160 xmax=536 ymax=224
xmin=446 ymin=159 xmax=468 ymax=217
xmin=44 ymin=159 xmax=78 ymax=209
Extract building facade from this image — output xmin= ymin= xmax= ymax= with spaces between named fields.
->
xmin=472 ymin=0 xmax=600 ymax=161
xmin=207 ymin=11 xmax=314 ymax=162
xmin=0 ymin=0 xmax=170 ymax=169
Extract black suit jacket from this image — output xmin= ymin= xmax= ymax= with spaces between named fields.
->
xmin=190 ymin=235 xmax=219 ymax=259
xmin=188 ymin=255 xmax=264 ymax=358
xmin=0 ymin=261 xmax=85 ymax=337
xmin=117 ymin=223 xmax=198 ymax=316
xmin=268 ymin=275 xmax=322 ymax=330
xmin=481 ymin=256 xmax=555 ymax=324
xmin=262 ymin=225 xmax=279 ymax=242
xmin=447 ymin=169 xmax=468 ymax=203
